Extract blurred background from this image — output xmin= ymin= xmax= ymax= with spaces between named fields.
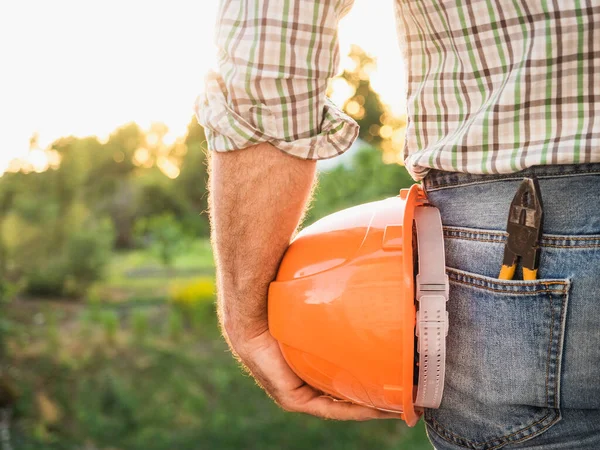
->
xmin=0 ymin=1 xmax=430 ymax=448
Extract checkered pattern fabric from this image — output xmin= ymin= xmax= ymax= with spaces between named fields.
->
xmin=196 ymin=0 xmax=600 ymax=180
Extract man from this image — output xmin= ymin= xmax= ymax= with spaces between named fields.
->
xmin=197 ymin=1 xmax=600 ymax=448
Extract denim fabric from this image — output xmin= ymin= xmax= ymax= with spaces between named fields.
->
xmin=421 ymin=164 xmax=600 ymax=450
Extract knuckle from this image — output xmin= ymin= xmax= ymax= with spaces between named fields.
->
xmin=278 ymin=400 xmax=296 ymax=413
xmin=271 ymin=393 xmax=294 ymax=413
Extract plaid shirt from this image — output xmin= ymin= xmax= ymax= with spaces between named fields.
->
xmin=196 ymin=0 xmax=600 ymax=180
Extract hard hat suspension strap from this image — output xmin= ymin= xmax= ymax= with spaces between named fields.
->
xmin=413 ymin=206 xmax=449 ymax=409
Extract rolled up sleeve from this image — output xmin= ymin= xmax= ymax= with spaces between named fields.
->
xmin=195 ymin=0 xmax=358 ymax=159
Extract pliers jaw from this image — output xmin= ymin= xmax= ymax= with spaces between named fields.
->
xmin=500 ymin=177 xmax=544 ymax=280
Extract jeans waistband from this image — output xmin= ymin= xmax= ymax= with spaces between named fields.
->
xmin=423 ymin=163 xmax=600 ymax=192
xmin=422 ymin=164 xmax=600 ymax=235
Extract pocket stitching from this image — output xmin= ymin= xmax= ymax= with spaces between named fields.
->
xmin=443 ymin=226 xmax=600 ymax=248
xmin=547 ymin=279 xmax=569 ymax=410
xmin=448 ymin=268 xmax=569 ymax=295
xmin=427 ymin=410 xmax=561 ymax=450
xmin=545 ymin=292 xmax=555 ymax=408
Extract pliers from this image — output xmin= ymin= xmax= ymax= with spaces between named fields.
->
xmin=498 ymin=177 xmax=544 ymax=281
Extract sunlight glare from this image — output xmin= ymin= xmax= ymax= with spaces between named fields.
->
xmin=329 ymin=78 xmax=355 ymax=108
xmin=28 ymin=150 xmax=49 ymax=173
xmin=0 ymin=0 xmax=405 ymax=175
xmin=133 ymin=148 xmax=151 ymax=167
xmin=163 ymin=131 xmax=177 ymax=146
xmin=157 ymin=157 xmax=180 ymax=179
xmin=379 ymin=125 xmax=394 ymax=140
xmin=346 ymin=101 xmax=361 ymax=116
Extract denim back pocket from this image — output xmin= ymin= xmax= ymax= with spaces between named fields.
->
xmin=425 ymin=230 xmax=570 ymax=450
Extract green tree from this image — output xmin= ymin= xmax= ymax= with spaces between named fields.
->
xmin=51 ymin=136 xmax=99 ymax=247
xmin=24 ymin=218 xmax=115 ymax=298
xmin=84 ymin=124 xmax=144 ymax=248
xmin=337 ymin=45 xmax=408 ymax=163
xmin=0 ymin=173 xmax=17 ymax=278
xmin=175 ymin=118 xmax=210 ymax=236
xmin=340 ymin=45 xmax=386 ymax=146
xmin=136 ymin=213 xmax=187 ymax=269
xmin=308 ymin=146 xmax=413 ymax=223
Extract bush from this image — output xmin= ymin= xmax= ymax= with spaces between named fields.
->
xmin=23 ymin=219 xmax=115 ymax=298
xmin=46 ymin=310 xmax=61 ymax=354
xmin=64 ymin=223 xmax=114 ymax=290
xmin=0 ymin=280 xmax=18 ymax=356
xmin=0 ymin=279 xmax=18 ymax=302
xmin=307 ymin=146 xmax=414 ymax=223
xmin=131 ymin=310 xmax=150 ymax=344
xmin=169 ymin=278 xmax=214 ymax=309
xmin=169 ymin=278 xmax=216 ymax=333
xmin=100 ymin=310 xmax=119 ymax=346
xmin=25 ymin=266 xmax=69 ymax=297
xmin=167 ymin=308 xmax=184 ymax=342
xmin=135 ymin=213 xmax=188 ymax=268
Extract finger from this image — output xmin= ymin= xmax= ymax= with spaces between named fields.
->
xmin=237 ymin=333 xmax=403 ymax=421
xmin=240 ymin=333 xmax=307 ymax=395
xmin=295 ymin=392 xmax=403 ymax=421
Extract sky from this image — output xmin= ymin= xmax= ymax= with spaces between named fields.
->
xmin=0 ymin=0 xmax=406 ymax=174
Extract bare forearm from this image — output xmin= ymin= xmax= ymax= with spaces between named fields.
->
xmin=209 ymin=142 xmax=316 ymax=345
xmin=207 ymin=142 xmax=400 ymax=421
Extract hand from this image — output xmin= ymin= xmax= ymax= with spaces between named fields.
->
xmin=229 ymin=327 xmax=403 ymax=421
xmin=210 ymin=143 xmax=401 ymax=421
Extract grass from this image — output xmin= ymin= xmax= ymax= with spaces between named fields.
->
xmin=3 ymin=239 xmax=433 ymax=450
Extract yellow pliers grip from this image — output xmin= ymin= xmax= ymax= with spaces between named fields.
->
xmin=499 ymin=265 xmax=538 ymax=281
xmin=498 ymin=264 xmax=516 ymax=280
xmin=522 ymin=267 xmax=538 ymax=281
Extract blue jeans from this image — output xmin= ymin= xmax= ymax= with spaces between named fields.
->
xmin=422 ymin=164 xmax=600 ymax=450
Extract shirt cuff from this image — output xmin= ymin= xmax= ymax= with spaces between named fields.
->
xmin=195 ymin=71 xmax=360 ymax=160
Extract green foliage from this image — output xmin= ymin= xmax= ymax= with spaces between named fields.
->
xmin=85 ymin=289 xmax=103 ymax=323
xmin=4 ymin=237 xmax=432 ymax=449
xmin=8 ymin=308 xmax=432 ymax=450
xmin=337 ymin=45 xmax=407 ymax=161
xmin=169 ymin=277 xmax=216 ymax=334
xmin=166 ymin=308 xmax=184 ymax=342
xmin=63 ymin=220 xmax=115 ymax=292
xmin=0 ymin=281 xmax=17 ymax=358
xmin=23 ymin=219 xmax=115 ymax=298
xmin=137 ymin=179 xmax=188 ymax=219
xmin=24 ymin=267 xmax=70 ymax=298
xmin=136 ymin=213 xmax=188 ymax=268
xmin=45 ymin=310 xmax=61 ymax=354
xmin=100 ymin=310 xmax=119 ymax=345
xmin=76 ymin=372 xmax=139 ymax=439
xmin=169 ymin=277 xmax=214 ymax=308
xmin=0 ymin=280 xmax=17 ymax=303
xmin=131 ymin=309 xmax=150 ymax=344
xmin=341 ymin=46 xmax=386 ymax=146
xmin=308 ymin=146 xmax=414 ymax=223
xmin=79 ymin=294 xmax=103 ymax=341
xmin=175 ymin=119 xmax=210 ymax=236
xmin=0 ymin=172 xmax=18 ymax=278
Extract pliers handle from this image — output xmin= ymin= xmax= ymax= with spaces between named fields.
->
xmin=498 ymin=177 xmax=544 ymax=281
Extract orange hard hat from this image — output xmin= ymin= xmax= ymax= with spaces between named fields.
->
xmin=268 ymin=184 xmax=448 ymax=426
